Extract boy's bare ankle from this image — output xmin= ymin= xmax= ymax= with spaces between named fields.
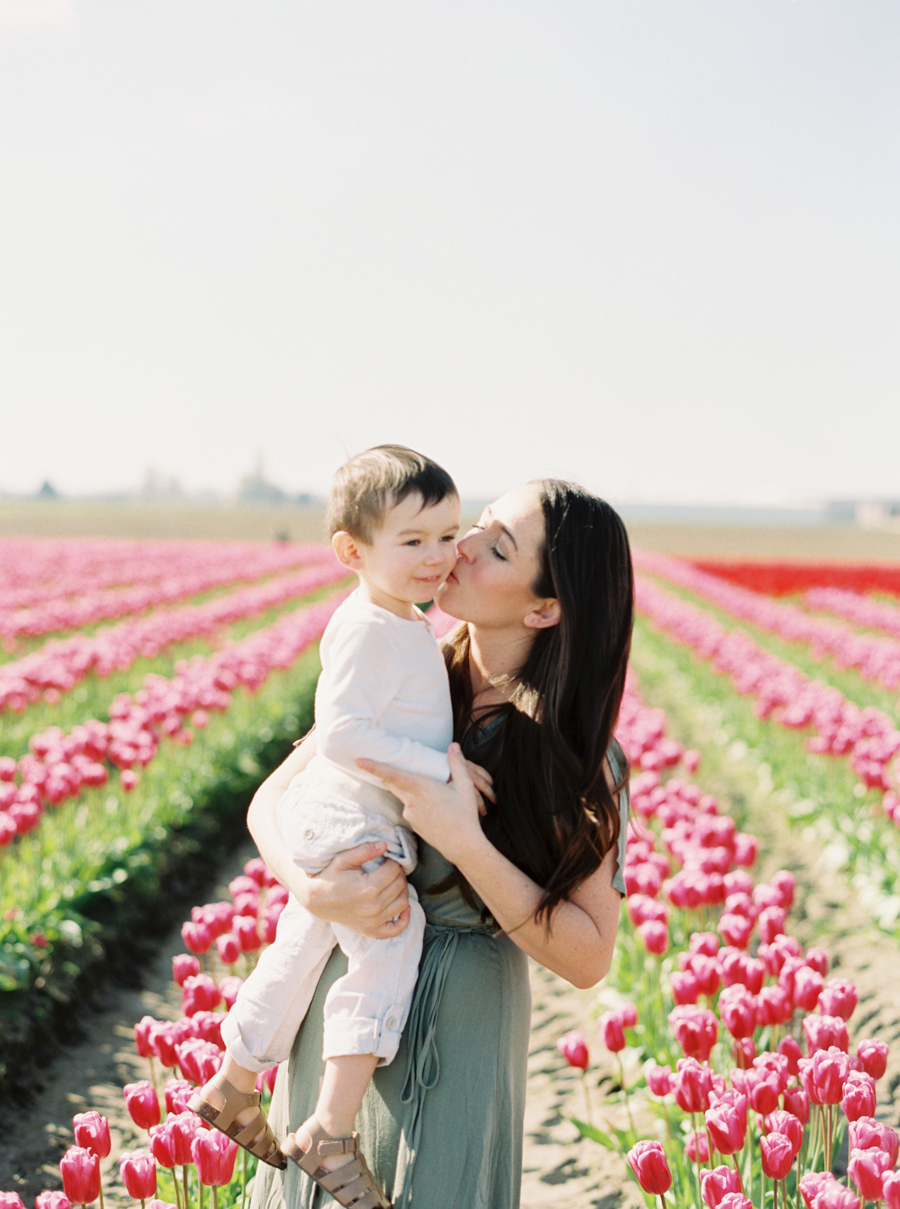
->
xmin=295 ymin=1115 xmax=355 ymax=1172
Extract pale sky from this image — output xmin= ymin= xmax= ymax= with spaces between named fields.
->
xmin=2 ymin=1 xmax=898 ymax=506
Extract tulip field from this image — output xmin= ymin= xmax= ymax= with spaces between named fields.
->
xmin=2 ymin=533 xmax=900 ymax=1209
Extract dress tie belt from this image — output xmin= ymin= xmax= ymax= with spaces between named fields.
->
xmin=393 ymin=923 xmax=494 ymax=1207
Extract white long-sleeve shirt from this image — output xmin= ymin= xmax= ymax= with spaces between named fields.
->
xmin=298 ymin=590 xmax=454 ymax=827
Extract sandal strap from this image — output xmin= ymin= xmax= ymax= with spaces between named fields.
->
xmin=284 ymin=1122 xmax=390 ymax=1207
xmin=188 ymin=1074 xmax=286 ymax=1170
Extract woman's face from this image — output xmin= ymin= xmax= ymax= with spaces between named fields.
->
xmin=435 ymin=482 xmax=550 ymax=629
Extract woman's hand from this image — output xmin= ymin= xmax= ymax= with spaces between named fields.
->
xmin=247 ymin=738 xmax=411 ymax=939
xmin=304 ymin=843 xmax=411 ymax=939
xmin=357 ymin=743 xmax=489 ymax=865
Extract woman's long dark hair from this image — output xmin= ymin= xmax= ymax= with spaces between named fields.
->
xmin=443 ymin=480 xmax=634 ymax=923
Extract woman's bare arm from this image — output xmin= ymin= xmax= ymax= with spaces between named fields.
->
xmin=357 ymin=745 xmax=621 ymax=988
xmin=247 ymin=734 xmax=411 ymax=939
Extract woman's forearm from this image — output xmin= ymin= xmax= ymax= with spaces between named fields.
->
xmin=453 ymin=831 xmax=621 ymax=989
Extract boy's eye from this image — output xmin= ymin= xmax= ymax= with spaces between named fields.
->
xmin=491 ymin=545 xmax=507 ymax=562
xmin=440 ymin=534 xmax=456 ymax=543
xmin=404 ymin=539 xmax=421 ymax=547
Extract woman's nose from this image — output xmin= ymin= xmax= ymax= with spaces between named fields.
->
xmin=455 ymin=533 xmax=476 ymax=560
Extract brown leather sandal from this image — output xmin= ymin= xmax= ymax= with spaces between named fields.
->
xmin=188 ymin=1072 xmax=287 ymax=1169
xmin=283 ymin=1118 xmax=391 ymax=1208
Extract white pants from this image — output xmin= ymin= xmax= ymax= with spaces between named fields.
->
xmin=221 ymin=789 xmax=426 ymax=1073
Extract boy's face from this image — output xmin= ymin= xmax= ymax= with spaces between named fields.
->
xmin=353 ymin=492 xmax=460 ymax=615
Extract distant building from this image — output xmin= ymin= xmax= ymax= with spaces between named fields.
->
xmin=827 ymin=499 xmax=900 ymax=530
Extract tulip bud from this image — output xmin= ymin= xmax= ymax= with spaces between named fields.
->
xmin=72 ymin=1112 xmax=111 ymax=1159
xmin=0 ymin=1194 xmax=26 ymax=1209
xmin=883 ymin=1172 xmax=900 ymax=1209
xmin=59 ymin=1146 xmax=101 ymax=1206
xmin=172 ymin=954 xmax=201 ymax=987
xmin=599 ymin=1011 xmax=627 ymax=1053
xmin=857 ymin=1039 xmax=888 ymax=1080
xmin=191 ymin=1131 xmax=238 ymax=1187
xmin=557 ymin=1030 xmax=589 ymax=1070
xmin=123 ymin=1081 xmax=161 ymax=1130
xmin=646 ymin=1062 xmax=671 ymax=1096
xmin=119 ymin=1151 xmax=157 ymax=1202
xmin=842 ymin=1071 xmax=877 ymax=1123
xmin=626 ymin=1140 xmax=672 ymax=1195
xmin=164 ymin=1079 xmax=195 ymax=1115
xmin=760 ymin=1132 xmax=795 ymax=1181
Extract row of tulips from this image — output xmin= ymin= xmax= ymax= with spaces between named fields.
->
xmin=0 ymin=857 xmax=288 ymax=1208
xmin=0 ymin=559 xmax=347 ymax=716
xmin=804 ymin=588 xmax=900 ymax=644
xmin=634 ymin=575 xmax=900 ymax=804
xmin=634 ymin=552 xmax=900 ymax=696
xmin=0 ymin=539 xmax=334 ymax=643
xmin=0 ymin=586 xmax=350 ymax=849
xmin=558 ymin=673 xmax=894 ymax=1209
xmin=686 ymin=560 xmax=900 ymax=600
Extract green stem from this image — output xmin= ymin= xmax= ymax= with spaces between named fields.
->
xmin=182 ymin=1165 xmax=190 ymax=1209
xmin=617 ymin=1054 xmax=635 ymax=1137
xmin=580 ymin=1070 xmax=594 ymax=1126
xmin=240 ymin=1148 xmax=248 ymax=1209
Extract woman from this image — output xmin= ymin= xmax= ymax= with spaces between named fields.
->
xmin=249 ymin=480 xmax=634 ymax=1209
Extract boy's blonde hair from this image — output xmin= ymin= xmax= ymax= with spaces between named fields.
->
xmin=326 ymin=445 xmax=458 ymax=543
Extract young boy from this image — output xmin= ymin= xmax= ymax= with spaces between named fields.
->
xmin=190 ymin=446 xmax=469 ymax=1209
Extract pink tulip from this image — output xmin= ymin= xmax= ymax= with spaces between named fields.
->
xmin=842 ymin=1071 xmax=876 ymax=1122
xmin=119 ymin=1151 xmax=157 ymax=1202
xmin=883 ymin=1172 xmax=900 ymax=1209
xmin=215 ymin=932 xmax=241 ymax=965
xmin=778 ymin=1035 xmax=803 ymax=1077
xmin=700 ymin=1165 xmax=742 ymax=1209
xmin=191 ymin=1132 xmax=238 ymax=1187
xmin=805 ymin=947 xmax=829 ymax=977
xmin=35 ymin=1194 xmax=71 ymax=1209
xmin=848 ymin=1147 xmax=894 ymax=1202
xmin=857 ymin=1039 xmax=888 ymax=1080
xmin=804 ymin=1014 xmax=849 ymax=1055
xmin=134 ymin=1016 xmax=159 ymax=1059
xmin=646 ymin=1063 xmax=671 ymax=1096
xmin=672 ymin=1058 xmax=715 ymax=1113
xmin=148 ymin=1113 xmax=199 ymax=1168
xmin=627 ymin=1140 xmax=672 ymax=1195
xmin=669 ymin=1005 xmax=718 ymax=1062
xmin=800 ymin=1173 xmax=840 ymax=1209
xmin=782 ymin=1084 xmax=810 ymax=1125
xmin=123 ymin=1081 xmax=161 ymax=1130
xmin=800 ymin=1047 xmax=850 ymax=1106
xmin=718 ymin=913 xmax=753 ymax=949
xmin=719 ymin=985 xmax=757 ymax=1040
xmin=599 ymin=1011 xmax=627 ymax=1053
xmin=818 ymin=979 xmax=858 ymax=1022
xmin=760 ymin=1132 xmax=794 ymax=1181
xmin=172 ymin=954 xmax=200 ymax=986
xmin=706 ymin=1098 xmax=747 ymax=1156
xmin=814 ymin=1183 xmax=860 ymax=1209
xmin=72 ymin=1112 xmax=111 ymax=1159
xmin=151 ymin=1022 xmax=183 ymax=1070
xmin=557 ymin=1030 xmax=589 ymax=1070
xmin=218 ymin=975 xmax=244 ymax=1009
xmin=0 ymin=1195 xmax=25 ymax=1209
xmin=180 ymin=920 xmax=213 ymax=956
xmin=671 ymin=970 xmax=700 ymax=1005
xmin=793 ymin=966 xmax=825 ymax=1012
xmin=744 ymin=1066 xmax=781 ymax=1116
xmin=59 ymin=1147 xmax=100 ymax=1206
xmin=164 ymin=1079 xmax=195 ymax=1115
xmin=764 ymin=1110 xmax=803 ymax=1157
xmin=638 ymin=920 xmax=669 ymax=954
xmin=717 ymin=1196 xmax=752 ymax=1209
xmin=849 ymin=1117 xmax=900 ymax=1163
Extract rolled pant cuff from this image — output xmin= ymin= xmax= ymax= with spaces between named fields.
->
xmin=322 ymin=1018 xmax=401 ymax=1066
xmin=221 ymin=1013 xmax=279 ymax=1075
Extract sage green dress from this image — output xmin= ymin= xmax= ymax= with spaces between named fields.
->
xmin=252 ymin=750 xmax=629 ymax=1209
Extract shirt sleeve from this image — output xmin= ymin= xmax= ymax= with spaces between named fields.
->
xmin=317 ymin=616 xmax=451 ymax=783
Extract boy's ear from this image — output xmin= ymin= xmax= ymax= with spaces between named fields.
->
xmin=332 ymin=530 xmax=366 ymax=570
xmin=523 ymin=597 xmax=561 ymax=630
